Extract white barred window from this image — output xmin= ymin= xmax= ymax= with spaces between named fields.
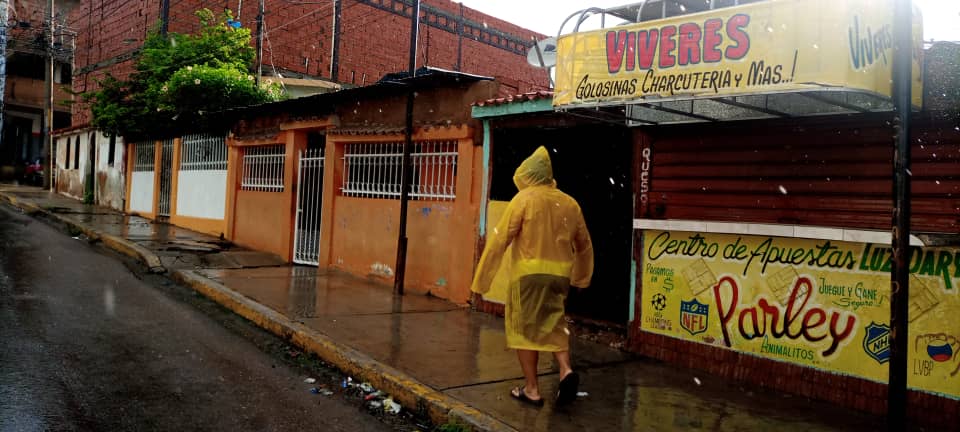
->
xmin=341 ymin=141 xmax=458 ymax=201
xmin=241 ymin=145 xmax=285 ymax=192
xmin=180 ymin=133 xmax=227 ymax=171
xmin=133 ymin=141 xmax=155 ymax=172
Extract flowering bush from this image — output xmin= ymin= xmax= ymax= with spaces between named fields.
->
xmin=162 ymin=65 xmax=282 ymax=114
xmin=85 ymin=8 xmax=283 ymax=139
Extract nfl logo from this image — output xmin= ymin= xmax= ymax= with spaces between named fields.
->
xmin=680 ymin=299 xmax=709 ymax=336
xmin=863 ymin=322 xmax=891 ymax=364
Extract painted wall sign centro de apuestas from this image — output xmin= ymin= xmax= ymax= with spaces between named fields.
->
xmin=640 ymin=230 xmax=960 ymax=399
xmin=553 ymin=0 xmax=923 ymax=108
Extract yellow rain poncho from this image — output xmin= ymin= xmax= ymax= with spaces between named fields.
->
xmin=472 ymin=146 xmax=594 ymax=352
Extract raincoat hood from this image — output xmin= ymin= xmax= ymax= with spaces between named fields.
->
xmin=513 ymin=146 xmax=556 ymax=190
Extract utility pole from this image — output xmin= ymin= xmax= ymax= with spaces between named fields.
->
xmin=394 ymin=0 xmax=420 ymax=296
xmin=329 ymin=0 xmax=341 ymax=81
xmin=255 ymin=0 xmax=264 ymax=86
xmin=0 ymin=0 xmax=8 ymax=147
xmin=887 ymin=0 xmax=913 ymax=429
xmin=455 ymin=2 xmax=462 ymax=72
xmin=42 ymin=0 xmax=54 ymax=190
xmin=160 ymin=0 xmax=170 ymax=35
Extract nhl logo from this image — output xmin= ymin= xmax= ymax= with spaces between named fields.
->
xmin=863 ymin=322 xmax=891 ymax=364
xmin=680 ymin=299 xmax=709 ymax=336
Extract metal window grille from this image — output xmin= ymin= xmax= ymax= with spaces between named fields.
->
xmin=158 ymin=139 xmax=174 ymax=217
xmin=180 ymin=133 xmax=227 ymax=171
xmin=341 ymin=140 xmax=458 ymax=201
xmin=241 ymin=145 xmax=285 ymax=192
xmin=133 ymin=141 xmax=155 ymax=172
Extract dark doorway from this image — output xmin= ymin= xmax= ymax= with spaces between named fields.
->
xmin=490 ymin=124 xmax=633 ymax=324
xmin=0 ymin=116 xmax=38 ymax=181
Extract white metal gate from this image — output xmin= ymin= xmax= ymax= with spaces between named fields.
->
xmin=157 ymin=139 xmax=174 ymax=217
xmin=293 ymin=147 xmax=325 ymax=265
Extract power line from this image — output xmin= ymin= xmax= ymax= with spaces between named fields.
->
xmin=67 ymin=0 xmax=140 ymax=27
xmin=264 ymin=2 xmax=331 ymax=36
xmin=337 ymin=5 xmax=404 ymax=34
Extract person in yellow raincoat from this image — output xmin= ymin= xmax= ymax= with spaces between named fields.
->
xmin=471 ymin=146 xmax=593 ymax=407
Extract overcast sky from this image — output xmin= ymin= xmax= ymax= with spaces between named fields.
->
xmin=458 ymin=0 xmax=960 ymax=43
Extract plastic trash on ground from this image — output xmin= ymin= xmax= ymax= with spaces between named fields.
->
xmin=383 ymin=398 xmax=401 ymax=414
xmin=359 ymin=382 xmax=375 ymax=393
xmin=304 ymin=377 xmax=317 ymax=384
xmin=577 ymin=391 xmax=589 ymax=397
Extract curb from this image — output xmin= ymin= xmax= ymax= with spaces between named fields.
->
xmin=172 ymin=269 xmax=519 ymax=432
xmin=0 ymin=191 xmax=44 ymax=214
xmin=0 ymin=191 xmax=166 ymax=273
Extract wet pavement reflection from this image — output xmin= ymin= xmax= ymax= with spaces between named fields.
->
xmin=0 ymin=195 xmax=393 ymax=431
xmin=202 ymin=266 xmax=883 ymax=431
xmin=0 ymin=185 xmax=286 ymax=270
xmin=1 ymin=184 xmax=886 ymax=431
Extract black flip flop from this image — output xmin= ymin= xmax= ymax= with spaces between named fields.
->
xmin=556 ymin=372 xmax=580 ymax=406
xmin=511 ymin=386 xmax=545 ymax=407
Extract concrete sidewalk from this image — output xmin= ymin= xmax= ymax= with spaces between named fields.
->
xmin=1 ymin=184 xmax=886 ymax=431
xmin=0 ymin=184 xmax=286 ymax=272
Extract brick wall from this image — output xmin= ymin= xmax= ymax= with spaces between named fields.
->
xmin=628 ymin=117 xmax=960 ymax=428
xmin=69 ymin=0 xmax=158 ymax=125
xmin=630 ymin=331 xmax=960 ymax=428
xmin=70 ymin=0 xmax=549 ymax=125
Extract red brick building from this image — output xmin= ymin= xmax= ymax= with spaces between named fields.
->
xmin=69 ymin=0 xmax=550 ymax=125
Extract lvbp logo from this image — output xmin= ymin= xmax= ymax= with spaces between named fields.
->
xmin=863 ymin=322 xmax=891 ymax=364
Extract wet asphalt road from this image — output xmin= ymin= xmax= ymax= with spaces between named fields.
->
xmin=0 ymin=205 xmax=394 ymax=431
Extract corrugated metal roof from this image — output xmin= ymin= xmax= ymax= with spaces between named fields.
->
xmin=473 ymin=91 xmax=553 ymax=107
xmin=212 ymin=67 xmax=493 ymax=121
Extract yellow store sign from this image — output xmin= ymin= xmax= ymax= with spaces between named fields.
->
xmin=554 ymin=0 xmax=923 ymax=107
xmin=640 ymin=230 xmax=960 ymax=398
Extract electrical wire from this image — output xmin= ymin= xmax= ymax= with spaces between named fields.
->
xmin=264 ymin=2 xmax=332 ymax=36
xmin=262 ymin=30 xmax=287 ymax=93
xmin=337 ymin=6 xmax=404 ymax=34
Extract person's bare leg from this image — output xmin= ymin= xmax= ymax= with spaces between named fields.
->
xmin=516 ymin=349 xmax=541 ymax=399
xmin=553 ymin=351 xmax=573 ymax=381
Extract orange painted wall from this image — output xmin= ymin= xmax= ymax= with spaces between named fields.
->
xmin=228 ymin=131 xmax=302 ymax=260
xmin=328 ymin=198 xmax=477 ymax=303
xmin=170 ymin=215 xmax=227 ymax=238
xmin=232 ymin=190 xmax=292 ymax=258
xmin=324 ymin=129 xmax=480 ymax=304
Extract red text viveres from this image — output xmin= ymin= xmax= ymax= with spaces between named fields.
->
xmin=713 ymin=275 xmax=857 ymax=357
xmin=605 ymin=14 xmax=751 ymax=73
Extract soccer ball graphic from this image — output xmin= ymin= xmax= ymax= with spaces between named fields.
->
xmin=651 ymin=293 xmax=667 ymax=311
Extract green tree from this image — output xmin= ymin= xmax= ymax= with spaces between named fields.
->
xmin=85 ymin=9 xmax=282 ymax=139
